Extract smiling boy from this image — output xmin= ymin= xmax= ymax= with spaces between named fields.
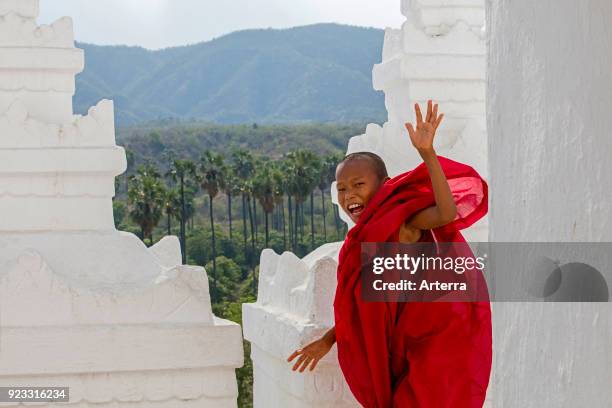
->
xmin=288 ymin=101 xmax=492 ymax=407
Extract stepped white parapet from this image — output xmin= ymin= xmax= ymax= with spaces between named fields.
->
xmin=0 ymin=238 xmax=243 ymax=406
xmin=0 ymin=0 xmax=119 ymax=231
xmin=0 ymin=13 xmax=74 ymax=47
xmin=243 ymin=244 xmax=359 ymax=408
xmin=0 ymin=0 xmax=38 ymax=18
xmin=402 ymin=0 xmax=486 ymax=33
xmin=0 ymin=0 xmax=82 ymax=124
xmin=0 ymin=99 xmax=116 ymax=148
xmin=0 ymin=1 xmax=243 ymax=406
xmin=334 ymin=0 xmax=488 ymax=242
xmin=0 ymin=102 xmax=125 ymax=231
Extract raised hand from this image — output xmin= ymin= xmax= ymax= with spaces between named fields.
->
xmin=405 ymin=100 xmax=444 ymax=154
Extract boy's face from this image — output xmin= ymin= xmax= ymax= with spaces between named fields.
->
xmin=336 ymin=159 xmax=388 ymax=223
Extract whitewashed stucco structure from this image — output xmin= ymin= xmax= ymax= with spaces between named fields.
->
xmin=243 ymin=1 xmax=490 ymax=407
xmin=243 ymin=243 xmax=359 ymax=407
xmin=337 ymin=0 xmax=488 ymax=242
xmin=487 ymin=0 xmax=612 ymax=406
xmin=0 ymin=1 xmax=243 ymax=406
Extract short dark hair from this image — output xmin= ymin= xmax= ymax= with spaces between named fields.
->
xmin=338 ymin=151 xmax=389 ymax=180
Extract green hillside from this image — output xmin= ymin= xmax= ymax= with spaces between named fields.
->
xmin=75 ymin=23 xmax=386 ymax=126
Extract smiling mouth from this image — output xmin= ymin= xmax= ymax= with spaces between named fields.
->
xmin=347 ymin=203 xmax=365 ymax=216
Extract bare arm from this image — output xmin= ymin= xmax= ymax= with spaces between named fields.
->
xmin=404 ymin=101 xmax=457 ymax=229
xmin=408 ymin=149 xmax=457 ymax=229
xmin=322 ymin=326 xmax=336 ymax=345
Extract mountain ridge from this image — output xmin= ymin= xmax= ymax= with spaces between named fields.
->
xmin=74 ymin=23 xmax=387 ymax=126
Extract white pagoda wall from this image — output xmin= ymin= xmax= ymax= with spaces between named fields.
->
xmin=333 ymin=0 xmax=489 ymax=241
xmin=487 ymin=0 xmax=612 ymax=407
xmin=243 ymin=243 xmax=359 ymax=408
xmin=0 ymin=1 xmax=243 ymax=406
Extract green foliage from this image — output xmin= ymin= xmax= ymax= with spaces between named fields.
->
xmin=163 ymin=188 xmax=181 ymax=219
xmin=205 ymin=256 xmax=242 ymax=302
xmin=285 ymin=149 xmax=321 ymax=203
xmin=113 ymin=199 xmax=127 ymax=229
xmin=199 ymin=150 xmax=225 ymax=198
xmin=127 ymin=165 xmax=166 ymax=243
xmin=188 ymin=227 xmax=245 ymax=268
xmin=118 ymin=123 xmax=363 ymax=169
xmin=252 ymin=161 xmax=276 ymax=214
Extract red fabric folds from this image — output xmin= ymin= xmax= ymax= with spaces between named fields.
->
xmin=333 ymin=156 xmax=492 ymax=408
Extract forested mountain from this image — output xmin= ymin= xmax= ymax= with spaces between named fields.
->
xmin=75 ymin=24 xmax=386 ymax=125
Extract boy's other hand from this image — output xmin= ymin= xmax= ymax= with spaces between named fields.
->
xmin=287 ymin=337 xmax=334 ymax=373
xmin=405 ymin=100 xmax=444 ymax=154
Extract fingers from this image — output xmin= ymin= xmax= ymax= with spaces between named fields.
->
xmin=293 ymin=354 xmax=312 ymax=372
xmin=309 ymin=357 xmax=320 ymax=372
xmin=288 ymin=347 xmax=323 ymax=373
xmin=434 ymin=113 xmax=445 ymax=130
xmin=415 ymin=103 xmax=423 ymax=125
xmin=292 ymin=354 xmax=307 ymax=371
xmin=289 ymin=349 xmax=315 ymax=372
xmin=416 ymin=100 xmax=442 ymax=127
xmin=299 ymin=356 xmax=313 ymax=372
xmin=405 ymin=123 xmax=415 ymax=139
xmin=287 ymin=350 xmax=300 ymax=362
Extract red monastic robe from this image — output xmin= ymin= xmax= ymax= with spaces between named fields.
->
xmin=333 ymin=156 xmax=492 ymax=408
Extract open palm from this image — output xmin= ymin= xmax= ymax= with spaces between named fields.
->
xmin=405 ymin=100 xmax=444 ymax=152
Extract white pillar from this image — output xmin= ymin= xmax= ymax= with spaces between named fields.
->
xmin=0 ymin=0 xmax=120 ymax=231
xmin=487 ymin=0 xmax=612 ymax=406
xmin=335 ymin=0 xmax=489 ymax=241
xmin=0 ymin=1 xmax=243 ymax=406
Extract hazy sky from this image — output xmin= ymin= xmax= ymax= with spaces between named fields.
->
xmin=39 ymin=0 xmax=404 ymax=50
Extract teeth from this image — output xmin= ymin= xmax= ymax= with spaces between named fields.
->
xmin=348 ymin=203 xmax=361 ymax=210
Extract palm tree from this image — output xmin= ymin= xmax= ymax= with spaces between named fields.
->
xmin=183 ymin=185 xmax=197 ymax=231
xmin=166 ymin=159 xmax=196 ymax=264
xmin=285 ymin=150 xmax=319 ymax=252
xmin=199 ymin=151 xmax=225 ymax=301
xmin=320 ymin=153 xmax=342 ymax=242
xmin=271 ymin=161 xmax=287 ymax=249
xmin=244 ymin=179 xmax=256 ymax=254
xmin=128 ymin=164 xmax=166 ymax=245
xmin=308 ymin=155 xmax=322 ymax=248
xmin=222 ymin=170 xmax=241 ymax=241
xmin=242 ymin=177 xmax=258 ymax=290
xmin=251 ymin=157 xmax=265 ymax=244
xmin=231 ymin=149 xmax=255 ymax=265
xmin=252 ymin=161 xmax=277 ymax=248
xmin=282 ymin=155 xmax=297 ymax=251
xmin=163 ymin=188 xmax=180 ymax=235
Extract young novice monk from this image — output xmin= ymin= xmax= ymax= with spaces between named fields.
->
xmin=288 ymin=101 xmax=492 ymax=407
